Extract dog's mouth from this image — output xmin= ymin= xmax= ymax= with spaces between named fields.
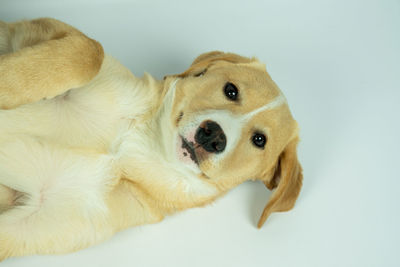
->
xmin=180 ymin=136 xmax=199 ymax=165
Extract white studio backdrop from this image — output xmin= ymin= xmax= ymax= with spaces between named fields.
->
xmin=1 ymin=0 xmax=399 ymax=266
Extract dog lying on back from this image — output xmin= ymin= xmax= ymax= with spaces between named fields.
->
xmin=0 ymin=18 xmax=302 ymax=260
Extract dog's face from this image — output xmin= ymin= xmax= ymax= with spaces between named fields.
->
xmin=165 ymin=52 xmax=302 ymax=227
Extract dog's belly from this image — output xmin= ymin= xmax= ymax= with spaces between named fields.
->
xmin=0 ymin=136 xmax=117 ymax=218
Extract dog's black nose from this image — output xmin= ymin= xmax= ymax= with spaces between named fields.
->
xmin=195 ymin=120 xmax=226 ymax=153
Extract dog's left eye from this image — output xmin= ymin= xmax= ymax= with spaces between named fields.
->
xmin=252 ymin=133 xmax=267 ymax=148
xmin=224 ymin=82 xmax=239 ymax=101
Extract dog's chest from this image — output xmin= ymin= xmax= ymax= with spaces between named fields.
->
xmin=0 ymin=56 xmax=159 ymax=202
xmin=1 ymin=55 xmax=158 ymax=150
xmin=49 ymin=56 xmax=159 ymax=150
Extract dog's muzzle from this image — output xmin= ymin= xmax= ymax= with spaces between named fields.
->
xmin=195 ymin=120 xmax=226 ymax=153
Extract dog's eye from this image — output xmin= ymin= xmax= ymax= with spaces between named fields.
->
xmin=252 ymin=133 xmax=267 ymax=148
xmin=224 ymin=82 xmax=239 ymax=101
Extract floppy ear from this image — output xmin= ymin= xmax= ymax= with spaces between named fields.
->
xmin=257 ymin=137 xmax=303 ymax=228
xmin=175 ymin=51 xmax=257 ymax=78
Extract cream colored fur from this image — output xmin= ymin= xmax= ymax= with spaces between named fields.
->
xmin=0 ymin=18 xmax=303 ymax=260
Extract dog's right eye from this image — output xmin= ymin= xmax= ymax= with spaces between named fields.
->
xmin=252 ymin=133 xmax=267 ymax=149
xmin=224 ymin=82 xmax=239 ymax=101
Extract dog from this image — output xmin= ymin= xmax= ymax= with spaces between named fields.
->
xmin=0 ymin=18 xmax=302 ymax=260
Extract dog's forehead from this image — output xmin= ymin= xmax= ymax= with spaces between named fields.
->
xmin=211 ymin=62 xmax=281 ymax=110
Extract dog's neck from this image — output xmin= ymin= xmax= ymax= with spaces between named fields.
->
xmin=115 ymin=77 xmax=220 ymax=214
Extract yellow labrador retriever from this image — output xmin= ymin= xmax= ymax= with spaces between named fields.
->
xmin=0 ymin=18 xmax=302 ymax=260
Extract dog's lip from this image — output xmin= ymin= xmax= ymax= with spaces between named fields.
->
xmin=180 ymin=136 xmax=199 ymax=165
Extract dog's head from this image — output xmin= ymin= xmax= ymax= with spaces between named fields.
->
xmin=164 ymin=51 xmax=302 ymax=228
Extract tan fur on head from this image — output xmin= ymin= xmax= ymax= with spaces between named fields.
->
xmin=176 ymin=51 xmax=261 ymax=78
xmin=170 ymin=51 xmax=303 ymax=227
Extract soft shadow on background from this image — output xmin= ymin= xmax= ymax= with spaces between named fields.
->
xmin=1 ymin=0 xmax=400 ymax=266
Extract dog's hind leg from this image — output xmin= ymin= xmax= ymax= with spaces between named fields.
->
xmin=0 ymin=18 xmax=104 ymax=109
xmin=0 ymin=195 xmax=116 ymax=261
xmin=0 ymin=138 xmax=116 ymax=261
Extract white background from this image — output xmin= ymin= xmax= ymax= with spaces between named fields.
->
xmin=1 ymin=0 xmax=400 ymax=266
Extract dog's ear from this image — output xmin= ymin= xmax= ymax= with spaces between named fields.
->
xmin=257 ymin=137 xmax=303 ymax=228
xmin=174 ymin=51 xmax=260 ymax=78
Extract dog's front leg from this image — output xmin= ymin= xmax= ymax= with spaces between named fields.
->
xmin=0 ymin=18 xmax=104 ymax=109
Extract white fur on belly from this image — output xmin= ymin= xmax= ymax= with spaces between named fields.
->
xmin=0 ymin=137 xmax=116 ymax=221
